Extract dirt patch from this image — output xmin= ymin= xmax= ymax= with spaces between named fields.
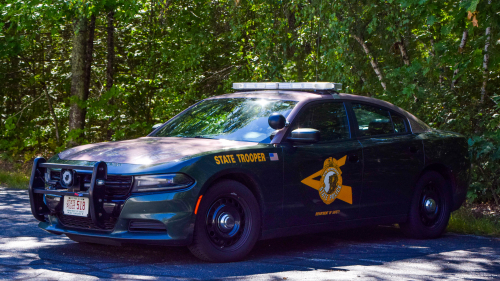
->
xmin=0 ymin=158 xmax=32 ymax=175
xmin=467 ymin=202 xmax=500 ymax=219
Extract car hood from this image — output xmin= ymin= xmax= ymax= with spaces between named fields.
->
xmin=58 ymin=137 xmax=258 ymax=165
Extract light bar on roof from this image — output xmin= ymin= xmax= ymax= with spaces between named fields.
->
xmin=232 ymin=82 xmax=278 ymax=90
xmin=232 ymin=82 xmax=342 ymax=91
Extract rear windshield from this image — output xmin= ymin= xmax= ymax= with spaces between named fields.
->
xmin=152 ymin=98 xmax=297 ymax=143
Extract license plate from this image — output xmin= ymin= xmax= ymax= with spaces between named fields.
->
xmin=63 ymin=196 xmax=89 ymax=217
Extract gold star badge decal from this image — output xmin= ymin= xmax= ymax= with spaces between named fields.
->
xmin=301 ymin=156 xmax=352 ymax=205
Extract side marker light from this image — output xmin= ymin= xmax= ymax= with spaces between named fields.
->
xmin=194 ymin=195 xmax=203 ymax=215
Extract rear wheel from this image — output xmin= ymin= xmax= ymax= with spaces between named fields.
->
xmin=188 ymin=180 xmax=261 ymax=262
xmin=400 ymin=171 xmax=451 ymax=239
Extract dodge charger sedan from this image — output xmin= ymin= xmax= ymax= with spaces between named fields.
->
xmin=29 ymin=82 xmax=469 ymax=262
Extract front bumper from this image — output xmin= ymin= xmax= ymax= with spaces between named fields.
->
xmin=29 ymin=158 xmax=195 ymax=246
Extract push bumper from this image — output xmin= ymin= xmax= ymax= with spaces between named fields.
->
xmin=29 ymin=158 xmax=108 ymax=227
xmin=29 ymin=157 xmax=195 ymax=246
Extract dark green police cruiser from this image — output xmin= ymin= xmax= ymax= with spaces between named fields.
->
xmin=29 ymin=82 xmax=469 ymax=262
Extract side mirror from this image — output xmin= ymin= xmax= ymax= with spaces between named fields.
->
xmin=287 ymin=128 xmax=320 ymax=143
xmin=152 ymin=123 xmax=163 ymax=131
xmin=268 ymin=113 xmax=286 ymax=130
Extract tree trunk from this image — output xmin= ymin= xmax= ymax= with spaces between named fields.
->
xmin=352 ymin=34 xmax=386 ymax=91
xmin=68 ymin=16 xmax=88 ymax=146
xmin=398 ymin=37 xmax=410 ymax=66
xmin=351 ymin=65 xmax=370 ymax=96
xmin=430 ymin=38 xmax=445 ymax=84
xmin=491 ymin=180 xmax=499 ymax=206
xmin=82 ymin=15 xmax=96 ymax=129
xmin=106 ymin=10 xmax=116 ymax=140
xmin=43 ymin=85 xmax=60 ymax=143
xmin=41 ymin=35 xmax=60 ymax=143
xmin=430 ymin=38 xmax=436 ymax=57
xmin=480 ymin=21 xmax=491 ymax=103
xmin=451 ymin=30 xmax=468 ymax=89
xmin=106 ymin=10 xmax=115 ymax=91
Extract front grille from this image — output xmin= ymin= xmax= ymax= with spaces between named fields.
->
xmin=47 ymin=173 xmax=132 ymax=198
xmin=50 ymin=171 xmax=61 ymax=181
xmin=48 ymin=169 xmax=129 ymax=231
xmin=50 ymin=171 xmax=131 ymax=231
xmin=48 ymin=171 xmax=62 ymax=188
xmin=82 ymin=174 xmax=132 ymax=197
xmin=58 ymin=214 xmax=117 ymax=231
xmin=103 ymin=175 xmax=133 ymax=196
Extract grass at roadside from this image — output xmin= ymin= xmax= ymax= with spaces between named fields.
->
xmin=448 ymin=204 xmax=500 ymax=237
xmin=0 ymin=170 xmax=30 ymax=189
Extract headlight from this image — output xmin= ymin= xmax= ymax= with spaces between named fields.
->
xmin=132 ymin=174 xmax=194 ymax=192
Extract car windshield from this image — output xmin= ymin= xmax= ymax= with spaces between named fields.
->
xmin=151 ymin=98 xmax=297 ymax=143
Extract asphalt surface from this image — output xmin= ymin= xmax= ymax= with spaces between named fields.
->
xmin=1 ymin=187 xmax=499 ymax=280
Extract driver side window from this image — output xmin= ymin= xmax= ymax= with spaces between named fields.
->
xmin=292 ymin=102 xmax=350 ymax=142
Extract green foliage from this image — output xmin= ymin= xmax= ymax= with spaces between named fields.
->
xmin=448 ymin=205 xmax=500 ymax=237
xmin=0 ymin=170 xmax=30 ymax=190
xmin=468 ymin=133 xmax=500 ymax=204
xmin=0 ymin=0 xmax=499 ymax=202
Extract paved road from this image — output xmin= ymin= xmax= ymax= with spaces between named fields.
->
xmin=1 ymin=187 xmax=499 ymax=280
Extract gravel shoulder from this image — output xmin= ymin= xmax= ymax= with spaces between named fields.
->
xmin=1 ymin=187 xmax=499 ymax=280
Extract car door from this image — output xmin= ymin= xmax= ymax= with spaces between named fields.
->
xmin=281 ymin=101 xmax=363 ymax=227
xmin=351 ymin=102 xmax=424 ymax=217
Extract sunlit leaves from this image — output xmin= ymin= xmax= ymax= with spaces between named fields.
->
xmin=0 ymin=0 xmax=499 ymax=201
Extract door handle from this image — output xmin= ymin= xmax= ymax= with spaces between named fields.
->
xmin=409 ymin=146 xmax=419 ymax=153
xmin=348 ymin=154 xmax=359 ymax=163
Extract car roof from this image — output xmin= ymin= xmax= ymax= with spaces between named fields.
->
xmin=207 ymin=90 xmax=431 ymax=134
xmin=209 ymin=90 xmax=395 ymax=108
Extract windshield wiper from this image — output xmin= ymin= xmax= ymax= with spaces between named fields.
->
xmin=192 ymin=136 xmax=215 ymax=139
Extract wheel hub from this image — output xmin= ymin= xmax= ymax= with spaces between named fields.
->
xmin=424 ymin=198 xmax=437 ymax=213
xmin=218 ymin=212 xmax=235 ymax=232
xmin=419 ymin=182 xmax=442 ymax=226
xmin=206 ymin=196 xmax=246 ymax=248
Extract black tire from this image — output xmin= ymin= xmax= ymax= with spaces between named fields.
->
xmin=188 ymin=179 xmax=261 ymax=262
xmin=400 ymin=171 xmax=451 ymax=239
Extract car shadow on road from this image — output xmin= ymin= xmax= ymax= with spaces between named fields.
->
xmin=1 ymin=225 xmax=497 ymax=280
xmin=1 ymin=188 xmax=499 ymax=279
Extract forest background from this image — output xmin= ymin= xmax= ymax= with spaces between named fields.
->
xmin=1 ymin=0 xmax=499 ymax=205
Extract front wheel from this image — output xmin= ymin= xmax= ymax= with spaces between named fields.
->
xmin=188 ymin=180 xmax=261 ymax=262
xmin=400 ymin=171 xmax=451 ymax=239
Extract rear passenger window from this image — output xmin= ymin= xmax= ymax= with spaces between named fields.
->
xmin=352 ymin=103 xmax=393 ymax=136
xmin=391 ymin=114 xmax=407 ymax=133
xmin=292 ymin=102 xmax=350 ymax=142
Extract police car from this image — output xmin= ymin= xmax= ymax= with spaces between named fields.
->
xmin=29 ymin=82 xmax=469 ymax=262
